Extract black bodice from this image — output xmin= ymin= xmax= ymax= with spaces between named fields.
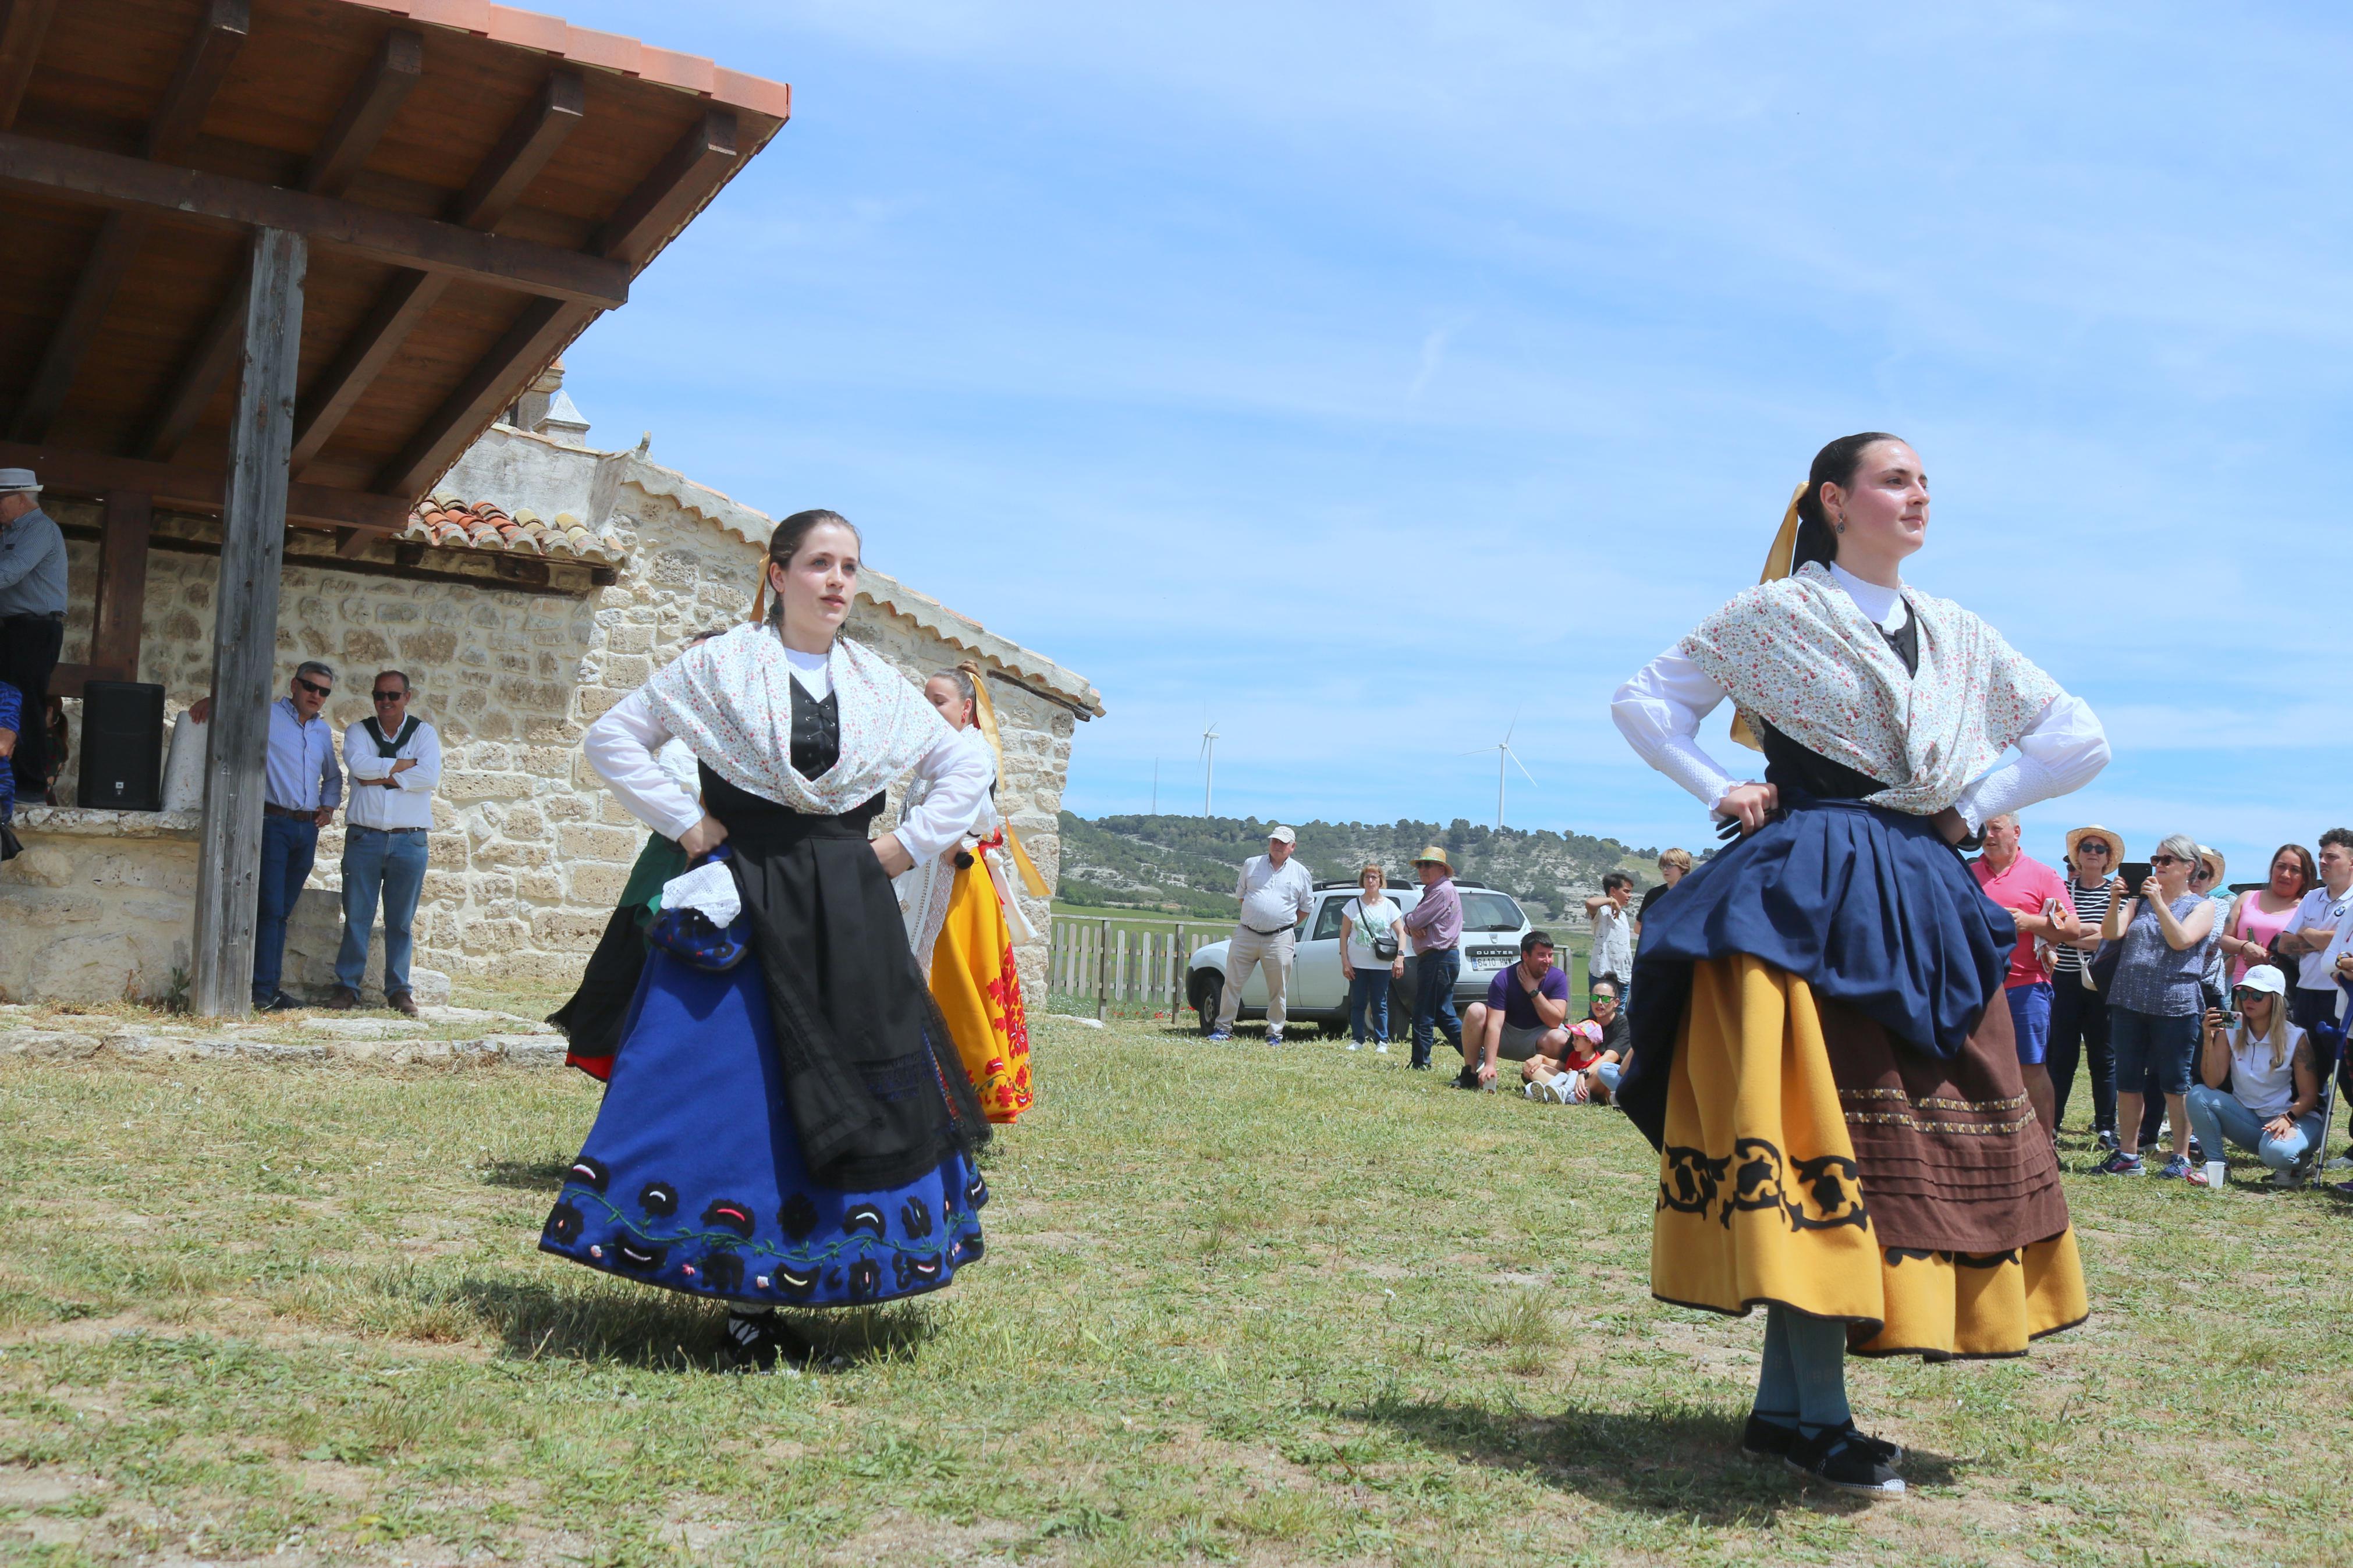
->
xmin=790 ymin=678 xmax=840 ymax=779
xmin=1759 ymin=607 xmax=1920 ymax=802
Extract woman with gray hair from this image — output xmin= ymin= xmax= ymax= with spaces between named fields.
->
xmin=2096 ymin=832 xmax=2220 ymax=1178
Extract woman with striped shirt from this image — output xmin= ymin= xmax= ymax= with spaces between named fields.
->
xmin=2046 ymin=827 xmax=2124 ymax=1151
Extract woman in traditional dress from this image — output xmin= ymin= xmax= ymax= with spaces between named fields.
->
xmin=1610 ymin=433 xmax=2110 ymax=1495
xmin=897 ymin=666 xmax=1037 ymax=1123
xmin=542 ymin=510 xmax=995 ymax=1370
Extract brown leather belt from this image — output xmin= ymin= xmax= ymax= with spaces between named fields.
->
xmin=262 ymin=803 xmax=317 ymax=820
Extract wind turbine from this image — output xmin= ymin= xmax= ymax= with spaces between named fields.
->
xmin=1199 ymin=723 xmax=1220 ymax=817
xmin=1461 ymin=710 xmax=1536 ymax=830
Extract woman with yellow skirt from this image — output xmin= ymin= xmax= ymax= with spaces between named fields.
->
xmin=900 ymin=666 xmax=1037 ymax=1124
xmin=1610 ymin=433 xmax=2109 ymax=1496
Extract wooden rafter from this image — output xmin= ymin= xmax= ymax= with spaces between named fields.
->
xmin=0 ymin=133 xmax=630 ymax=307
xmin=0 ymin=439 xmax=409 ymax=534
xmin=292 ymin=67 xmax=585 ymax=474
xmin=0 ymin=0 xmax=59 ymax=131
xmin=6 ymin=0 xmax=250 ymax=441
xmin=139 ymin=28 xmax=424 ymax=461
xmin=377 ymin=109 xmax=738 ymax=496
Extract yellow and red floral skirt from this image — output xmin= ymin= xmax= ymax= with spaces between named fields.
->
xmin=1652 ymin=952 xmax=2086 ymax=1359
xmin=930 ymin=858 xmax=1033 ymax=1125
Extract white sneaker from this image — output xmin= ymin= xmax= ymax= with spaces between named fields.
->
xmin=2327 ymin=1156 xmax=2353 ymax=1172
xmin=1526 ymin=1075 xmax=1567 ymax=1105
xmin=1347 ymin=1041 xmax=1360 ymax=1052
xmin=1375 ymin=1043 xmax=1390 ymax=1054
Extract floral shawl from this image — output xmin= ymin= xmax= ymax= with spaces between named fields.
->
xmin=642 ymin=623 xmax=949 ymax=815
xmin=1679 ymin=561 xmax=2060 ymax=816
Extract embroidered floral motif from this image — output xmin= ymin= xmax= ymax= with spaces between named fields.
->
xmin=1678 ymin=562 xmax=2060 ymax=815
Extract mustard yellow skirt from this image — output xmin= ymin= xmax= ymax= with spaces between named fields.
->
xmin=930 ymin=859 xmax=1034 ymax=1126
xmin=1653 ymin=954 xmax=2087 ymax=1359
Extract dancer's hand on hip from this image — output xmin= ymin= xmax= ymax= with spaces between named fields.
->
xmin=1715 ymin=782 xmax=1778 ymax=838
xmin=872 ymin=831 xmax=914 ymax=877
xmin=678 ymin=815 xmax=729 ymax=859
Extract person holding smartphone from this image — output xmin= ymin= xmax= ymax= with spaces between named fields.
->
xmin=2096 ymin=835 xmax=2220 ymax=1178
xmin=2184 ymin=965 xmax=2321 ymax=1186
xmin=1969 ymin=813 xmax=2080 ymax=1143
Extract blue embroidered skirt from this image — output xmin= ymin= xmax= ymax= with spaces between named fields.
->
xmin=539 ymin=940 xmax=986 ymax=1309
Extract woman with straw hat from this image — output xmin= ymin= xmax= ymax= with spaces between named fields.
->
xmin=1609 ymin=433 xmax=2111 ymax=1496
xmin=545 ymin=510 xmax=996 ymax=1370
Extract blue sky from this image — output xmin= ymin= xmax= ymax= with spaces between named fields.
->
xmin=544 ymin=2 xmax=2351 ymax=879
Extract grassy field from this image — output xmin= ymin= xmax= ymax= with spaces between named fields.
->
xmin=3 ymin=1012 xmax=2351 ymax=1566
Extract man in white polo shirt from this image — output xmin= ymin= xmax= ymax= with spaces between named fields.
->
xmin=329 ymin=670 xmax=442 ymax=1015
xmin=1209 ymin=824 xmax=1315 ymax=1046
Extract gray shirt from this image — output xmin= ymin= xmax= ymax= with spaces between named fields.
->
xmin=0 ymin=507 xmax=66 ymax=618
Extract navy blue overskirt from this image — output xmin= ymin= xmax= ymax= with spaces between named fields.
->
xmin=540 ymin=941 xmax=986 ymax=1307
xmin=1620 ymin=795 xmax=2015 ymax=1149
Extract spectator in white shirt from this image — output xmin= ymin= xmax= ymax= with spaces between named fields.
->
xmin=2276 ymin=829 xmax=2353 ymax=1036
xmin=329 ymin=670 xmax=441 ymax=1015
xmin=1210 ymin=825 xmax=1315 ymax=1044
xmin=1584 ymin=871 xmax=1635 ymax=990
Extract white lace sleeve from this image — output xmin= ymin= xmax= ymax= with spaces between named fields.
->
xmin=584 ymin=688 xmax=702 ymax=841
xmin=1951 ymin=694 xmax=2110 ymax=832
xmin=1610 ymin=649 xmax=1746 ymax=813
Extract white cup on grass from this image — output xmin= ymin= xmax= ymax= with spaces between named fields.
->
xmin=2205 ymin=1160 xmax=2226 ymax=1189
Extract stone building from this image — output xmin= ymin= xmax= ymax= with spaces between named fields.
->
xmin=0 ymin=379 xmax=1102 ymax=1005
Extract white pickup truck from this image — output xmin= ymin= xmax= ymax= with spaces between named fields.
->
xmin=1184 ymin=879 xmax=1535 ymax=1036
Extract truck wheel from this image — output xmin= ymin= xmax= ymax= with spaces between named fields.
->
xmin=1191 ymin=975 xmax=1223 ymax=1035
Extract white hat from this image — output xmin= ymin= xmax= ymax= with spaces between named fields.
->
xmin=0 ymin=468 xmax=40 ymax=494
xmin=1266 ymin=824 xmax=1296 ymax=844
xmin=2235 ymin=964 xmax=2287 ymax=997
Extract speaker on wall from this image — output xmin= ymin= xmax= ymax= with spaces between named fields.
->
xmin=77 ymin=680 xmax=165 ymax=812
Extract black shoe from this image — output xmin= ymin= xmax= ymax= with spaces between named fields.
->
xmin=1454 ymin=1067 xmax=1482 ymax=1090
xmin=721 ymin=1309 xmax=811 ymax=1373
xmin=1741 ymin=1416 xmax=1904 ymax=1466
xmin=258 ymin=991 xmax=300 ymax=1013
xmin=1785 ymin=1428 xmax=1905 ymax=1496
xmin=1409 ymin=1061 xmax=1432 ymax=1071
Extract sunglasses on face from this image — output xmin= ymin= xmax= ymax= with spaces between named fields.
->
xmin=293 ymin=678 xmax=330 ymax=698
xmin=2077 ymin=843 xmax=2110 ymax=856
xmin=2149 ymin=854 xmax=2190 ymax=867
xmin=372 ymin=691 xmax=404 ymax=702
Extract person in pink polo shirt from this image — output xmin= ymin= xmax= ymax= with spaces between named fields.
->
xmin=1970 ymin=812 xmax=2085 ymax=1143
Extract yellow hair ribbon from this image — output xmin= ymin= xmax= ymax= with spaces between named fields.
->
xmin=1726 ymin=482 xmax=1808 ymax=753
xmin=960 ymin=662 xmax=1052 ymax=898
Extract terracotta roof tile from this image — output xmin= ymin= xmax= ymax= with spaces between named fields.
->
xmin=400 ymin=497 xmax=628 ymax=566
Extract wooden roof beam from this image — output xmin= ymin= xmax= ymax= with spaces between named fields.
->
xmin=0 ymin=0 xmax=60 ymax=132
xmin=292 ymin=67 xmax=585 ymax=475
xmin=376 ymin=110 xmax=739 ymax=497
xmin=0 ymin=132 xmax=630 ymax=306
xmin=0 ymin=438 xmax=409 ymax=535
xmin=140 ymin=29 xmax=425 ymax=461
xmin=6 ymin=0 xmax=249 ymax=442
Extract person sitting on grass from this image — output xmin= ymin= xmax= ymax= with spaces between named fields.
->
xmin=1458 ymin=930 xmax=1570 ymax=1091
xmin=2185 ymin=965 xmax=2323 ymax=1187
xmin=1524 ymin=977 xmax=1631 ymax=1104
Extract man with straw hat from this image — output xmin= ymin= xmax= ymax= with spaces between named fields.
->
xmin=1400 ymin=845 xmax=1465 ymax=1071
xmin=0 ymin=468 xmax=64 ymax=803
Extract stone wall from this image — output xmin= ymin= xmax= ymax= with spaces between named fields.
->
xmin=0 ymin=809 xmax=200 ymax=1005
xmin=20 ymin=438 xmax=1087 ymax=1002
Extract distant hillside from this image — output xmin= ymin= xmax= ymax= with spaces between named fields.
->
xmin=1056 ymin=813 xmax=1684 ymax=923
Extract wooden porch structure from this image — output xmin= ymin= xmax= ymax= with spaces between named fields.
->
xmin=0 ymin=0 xmax=789 ymax=1013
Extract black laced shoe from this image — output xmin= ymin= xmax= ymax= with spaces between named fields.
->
xmin=721 ymin=1309 xmax=811 ymax=1373
xmin=1742 ymin=1416 xmax=1902 ymax=1464
xmin=1785 ymin=1427 xmax=1905 ymax=1496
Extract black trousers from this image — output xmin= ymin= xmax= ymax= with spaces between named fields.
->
xmin=0 ymin=613 xmax=62 ymax=799
xmin=2047 ymin=973 xmax=2114 ymax=1135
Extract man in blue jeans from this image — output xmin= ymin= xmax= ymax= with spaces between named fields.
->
xmin=331 ymin=670 xmax=441 ymax=1015
xmin=201 ymin=663 xmax=343 ymax=1011
xmin=1401 ymin=845 xmax=1463 ymax=1070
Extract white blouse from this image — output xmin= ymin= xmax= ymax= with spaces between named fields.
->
xmin=1610 ymin=567 xmax=2109 ymax=831
xmin=585 ymin=685 xmax=988 ymax=863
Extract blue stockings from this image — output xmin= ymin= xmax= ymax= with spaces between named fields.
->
xmin=1752 ymin=1304 xmax=1852 ymax=1437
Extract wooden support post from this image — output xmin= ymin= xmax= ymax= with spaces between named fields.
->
xmin=90 ymin=490 xmax=153 ymax=678
xmin=191 ymin=227 xmax=304 ymax=1019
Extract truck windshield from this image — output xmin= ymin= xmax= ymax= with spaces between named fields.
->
xmin=1459 ymin=893 xmax=1524 ymax=933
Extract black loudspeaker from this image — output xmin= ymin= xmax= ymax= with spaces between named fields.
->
xmin=77 ymin=680 xmax=165 ymax=812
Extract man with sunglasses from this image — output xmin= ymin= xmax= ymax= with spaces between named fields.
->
xmin=2047 ymin=826 xmax=2127 ymax=1153
xmin=243 ymin=663 xmax=345 ymax=1010
xmin=329 ymin=670 xmax=441 ymax=1015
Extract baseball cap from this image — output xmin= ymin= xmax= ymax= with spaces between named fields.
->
xmin=1267 ymin=825 xmax=1296 ymax=844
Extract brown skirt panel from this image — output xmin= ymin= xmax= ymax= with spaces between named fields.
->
xmin=1818 ymin=984 xmax=2070 ymax=1254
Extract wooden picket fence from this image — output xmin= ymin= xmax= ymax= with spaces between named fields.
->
xmin=1045 ymin=915 xmax=1222 ymax=1021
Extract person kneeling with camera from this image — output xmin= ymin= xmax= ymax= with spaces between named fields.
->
xmin=2184 ymin=965 xmax=2324 ymax=1187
